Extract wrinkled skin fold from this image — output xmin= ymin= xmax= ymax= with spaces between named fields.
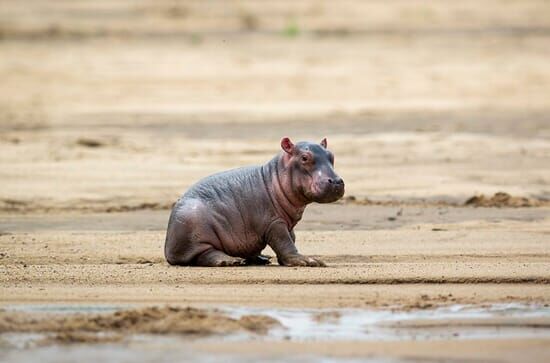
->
xmin=164 ymin=137 xmax=344 ymax=267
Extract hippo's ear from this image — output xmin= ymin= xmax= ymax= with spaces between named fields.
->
xmin=320 ymin=138 xmax=327 ymax=149
xmin=281 ymin=137 xmax=295 ymax=154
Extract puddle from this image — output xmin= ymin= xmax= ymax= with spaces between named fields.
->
xmin=1 ymin=303 xmax=549 ymax=362
xmin=224 ymin=303 xmax=550 ymax=341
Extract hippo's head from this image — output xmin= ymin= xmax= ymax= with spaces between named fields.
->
xmin=280 ymin=137 xmax=345 ymax=203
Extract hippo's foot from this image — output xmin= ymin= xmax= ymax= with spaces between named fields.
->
xmin=195 ymin=249 xmax=246 ymax=267
xmin=278 ymin=254 xmax=327 ymax=267
xmin=245 ymin=254 xmax=272 ymax=265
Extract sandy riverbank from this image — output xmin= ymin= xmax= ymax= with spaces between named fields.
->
xmin=1 ymin=1 xmax=549 ymax=361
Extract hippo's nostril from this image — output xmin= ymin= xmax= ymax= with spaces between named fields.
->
xmin=327 ymin=178 xmax=334 ymax=184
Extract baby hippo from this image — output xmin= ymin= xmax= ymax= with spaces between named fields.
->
xmin=164 ymin=137 xmax=344 ymax=267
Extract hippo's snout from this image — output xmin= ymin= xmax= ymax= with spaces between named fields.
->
xmin=328 ymin=176 xmax=344 ymax=187
xmin=315 ymin=176 xmax=345 ymax=203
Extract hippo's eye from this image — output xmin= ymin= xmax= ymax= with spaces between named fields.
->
xmin=301 ymin=155 xmax=309 ymax=162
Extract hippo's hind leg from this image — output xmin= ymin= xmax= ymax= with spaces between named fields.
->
xmin=165 ymin=198 xmax=247 ymax=267
xmin=195 ymin=249 xmax=246 ymax=267
xmin=165 ymin=199 xmax=214 ymax=266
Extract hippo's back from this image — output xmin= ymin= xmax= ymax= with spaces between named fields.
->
xmin=184 ymin=165 xmax=264 ymax=203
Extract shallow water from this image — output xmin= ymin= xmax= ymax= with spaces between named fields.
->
xmin=3 ymin=302 xmax=549 ymax=341
xmin=1 ymin=303 xmax=549 ymax=363
xmin=226 ymin=303 xmax=550 ymax=341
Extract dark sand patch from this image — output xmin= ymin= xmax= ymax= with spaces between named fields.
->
xmin=464 ymin=192 xmax=548 ymax=208
xmin=38 ymin=332 xmax=124 ymax=345
xmin=342 ymin=192 xmax=550 ymax=208
xmin=0 ymin=306 xmax=280 ymax=337
xmin=312 ymin=311 xmax=341 ymax=323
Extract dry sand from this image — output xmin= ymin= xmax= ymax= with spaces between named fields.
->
xmin=1 ymin=1 xmax=550 ymax=362
xmin=2 ymin=207 xmax=549 ymax=309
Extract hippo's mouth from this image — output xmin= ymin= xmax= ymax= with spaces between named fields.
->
xmin=308 ymin=184 xmax=345 ymax=204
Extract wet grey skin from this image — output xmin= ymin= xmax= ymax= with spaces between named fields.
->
xmin=164 ymin=137 xmax=345 ymax=267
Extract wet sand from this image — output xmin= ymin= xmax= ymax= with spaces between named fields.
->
xmin=1 ymin=303 xmax=549 ymax=363
xmin=191 ymin=339 xmax=550 ymax=363
xmin=1 ymin=1 xmax=550 ymax=361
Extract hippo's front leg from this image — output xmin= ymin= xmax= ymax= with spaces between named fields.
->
xmin=266 ymin=221 xmax=326 ymax=267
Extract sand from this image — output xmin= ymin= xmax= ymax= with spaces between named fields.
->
xmin=0 ymin=306 xmax=279 ymax=336
xmin=1 ymin=1 xmax=550 ymax=362
xmin=2 ymin=207 xmax=549 ymax=309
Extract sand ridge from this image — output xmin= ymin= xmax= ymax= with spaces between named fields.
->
xmin=0 ymin=306 xmax=279 ymax=336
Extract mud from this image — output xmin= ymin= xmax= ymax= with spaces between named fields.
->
xmin=37 ymin=332 xmax=124 ymax=345
xmin=0 ymin=306 xmax=279 ymax=336
xmin=464 ymin=192 xmax=548 ymax=208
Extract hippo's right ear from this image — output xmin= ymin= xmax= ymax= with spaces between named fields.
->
xmin=281 ymin=137 xmax=295 ymax=154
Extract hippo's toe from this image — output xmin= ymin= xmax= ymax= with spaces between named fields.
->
xmin=278 ymin=254 xmax=327 ymax=267
xmin=218 ymin=257 xmax=246 ymax=267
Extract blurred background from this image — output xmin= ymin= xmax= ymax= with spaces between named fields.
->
xmin=1 ymin=0 xmax=549 ymax=212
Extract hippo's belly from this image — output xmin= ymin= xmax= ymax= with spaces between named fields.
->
xmin=206 ymin=206 xmax=266 ymax=258
xmin=218 ymin=229 xmax=266 ymax=258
